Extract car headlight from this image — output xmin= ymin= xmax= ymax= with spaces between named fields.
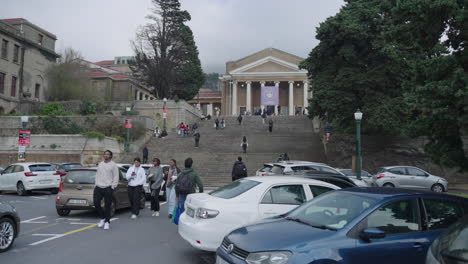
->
xmin=246 ymin=251 xmax=292 ymax=264
xmin=196 ymin=208 xmax=219 ymax=219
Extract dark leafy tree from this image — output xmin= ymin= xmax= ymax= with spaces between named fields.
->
xmin=130 ymin=0 xmax=205 ymax=100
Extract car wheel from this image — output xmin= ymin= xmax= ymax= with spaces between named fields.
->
xmin=50 ymin=188 xmax=59 ymax=195
xmin=16 ymin=182 xmax=27 ymax=196
xmin=0 ymin=217 xmax=16 ymax=253
xmin=431 ymin=183 xmax=444 ymax=192
xmin=383 ymin=183 xmax=394 ymax=188
xmin=56 ymin=208 xmax=71 ymax=216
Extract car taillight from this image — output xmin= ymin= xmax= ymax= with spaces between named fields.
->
xmin=261 ymin=172 xmax=266 ymax=176
xmin=56 ymin=196 xmax=60 ymax=202
xmin=53 ymin=171 xmax=67 ymax=177
xmin=59 ymin=180 xmax=64 ymax=192
xmin=377 ymin=174 xmax=385 ymax=179
xmin=24 ymin=172 xmax=37 ymax=177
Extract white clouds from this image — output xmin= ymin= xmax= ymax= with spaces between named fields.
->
xmin=1 ymin=0 xmax=344 ymax=72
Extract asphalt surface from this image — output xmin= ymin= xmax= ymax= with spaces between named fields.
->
xmin=0 ymin=191 xmax=215 ymax=264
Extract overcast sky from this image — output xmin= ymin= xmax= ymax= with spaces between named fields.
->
xmin=1 ymin=0 xmax=344 ymax=73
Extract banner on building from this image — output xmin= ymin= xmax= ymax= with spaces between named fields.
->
xmin=261 ymin=86 xmax=279 ymax=106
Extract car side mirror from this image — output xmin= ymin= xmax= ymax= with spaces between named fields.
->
xmin=360 ymin=227 xmax=386 ymax=241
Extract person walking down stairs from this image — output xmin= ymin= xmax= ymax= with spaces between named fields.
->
xmin=194 ymin=131 xmax=200 ymax=148
xmin=237 ymin=114 xmax=243 ymax=125
xmin=241 ymin=136 xmax=248 ymax=153
xmin=269 ymin=119 xmax=274 ymax=133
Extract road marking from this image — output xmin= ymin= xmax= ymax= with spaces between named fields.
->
xmin=20 ymin=223 xmax=60 ymax=236
xmin=30 ymin=234 xmax=65 ymax=246
xmin=30 ymin=196 xmax=47 ymax=200
xmin=69 ymin=222 xmax=96 ymax=225
xmin=21 ymin=216 xmax=48 ymax=224
xmin=64 ymin=218 xmax=118 ymax=235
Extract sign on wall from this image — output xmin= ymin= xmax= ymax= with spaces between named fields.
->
xmin=261 ymin=86 xmax=279 ymax=106
xmin=18 ymin=130 xmax=31 ymax=146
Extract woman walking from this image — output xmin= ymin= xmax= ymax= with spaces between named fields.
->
xmin=148 ymin=158 xmax=164 ymax=217
xmin=241 ymin=136 xmax=248 ymax=153
xmin=165 ymin=159 xmax=181 ymax=219
xmin=268 ymin=119 xmax=274 ymax=133
xmin=125 ymin=158 xmax=146 ymax=219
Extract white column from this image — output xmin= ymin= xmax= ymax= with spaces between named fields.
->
xmin=136 ymin=91 xmax=140 ymax=100
xmin=274 ymin=81 xmax=280 ymax=115
xmin=207 ymin=103 xmax=213 ymax=116
xmin=232 ymin=81 xmax=238 ymax=115
xmin=289 ymin=81 xmax=294 ymax=116
xmin=246 ymin=81 xmax=251 ymax=114
xmin=260 ymin=81 xmax=265 ymax=112
xmin=303 ymin=80 xmax=309 ymax=115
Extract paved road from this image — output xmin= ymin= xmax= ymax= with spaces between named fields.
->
xmin=0 ymin=192 xmax=216 ymax=264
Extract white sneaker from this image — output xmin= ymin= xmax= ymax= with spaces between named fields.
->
xmin=131 ymin=214 xmax=137 ymax=219
xmin=103 ymin=222 xmax=110 ymax=230
xmin=98 ymin=219 xmax=105 ymax=228
xmin=155 ymin=211 xmax=159 ymax=217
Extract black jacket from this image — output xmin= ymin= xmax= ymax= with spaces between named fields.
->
xmin=232 ymin=161 xmax=247 ymax=180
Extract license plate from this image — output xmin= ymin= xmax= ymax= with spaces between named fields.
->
xmin=39 ymin=180 xmax=52 ymax=184
xmin=186 ymin=207 xmax=195 ymax=218
xmin=216 ymin=256 xmax=229 ymax=264
xmin=68 ymin=199 xmax=87 ymax=205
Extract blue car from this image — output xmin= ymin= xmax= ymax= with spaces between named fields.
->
xmin=216 ymin=188 xmax=468 ymax=264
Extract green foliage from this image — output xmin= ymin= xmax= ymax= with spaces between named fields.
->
xmin=204 ymin=73 xmax=220 ymax=91
xmin=94 ymin=119 xmax=125 ymax=138
xmin=130 ymin=0 xmax=204 ymax=100
xmin=39 ymin=104 xmax=68 ymax=116
xmin=39 ymin=116 xmax=84 ymax=134
xmin=81 ymin=131 xmax=105 ymax=140
xmin=112 ymin=136 xmax=125 ymax=144
xmin=50 ymin=144 xmax=58 ymax=149
xmin=81 ymin=101 xmax=97 ymax=115
xmin=302 ymin=0 xmax=467 ymax=169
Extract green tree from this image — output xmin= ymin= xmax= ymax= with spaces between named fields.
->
xmin=130 ymin=0 xmax=205 ymax=100
xmin=46 ymin=48 xmax=93 ymax=101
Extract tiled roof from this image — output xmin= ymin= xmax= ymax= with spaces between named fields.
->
xmin=1 ymin=18 xmax=28 ymax=23
xmin=194 ymin=88 xmax=222 ymax=99
xmin=89 ymin=71 xmax=129 ymax=80
xmin=95 ymin=60 xmax=114 ymax=66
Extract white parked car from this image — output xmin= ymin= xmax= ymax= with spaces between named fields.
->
xmin=0 ymin=163 xmax=61 ymax=196
xmin=178 ymin=176 xmax=340 ymax=252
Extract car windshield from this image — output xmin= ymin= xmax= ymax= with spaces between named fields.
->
xmin=29 ymin=164 xmax=56 ymax=172
xmin=442 ymin=217 xmax=468 ymax=261
xmin=271 ymin=165 xmax=284 ymax=175
xmin=210 ymin=179 xmax=261 ymax=199
xmin=63 ymin=164 xmax=83 ymax=171
xmin=287 ymin=191 xmax=378 ymax=230
xmin=260 ymin=165 xmax=273 ymax=172
xmin=65 ymin=170 xmax=96 ymax=184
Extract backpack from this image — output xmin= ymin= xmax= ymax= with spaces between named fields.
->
xmin=176 ymin=171 xmax=192 ymax=195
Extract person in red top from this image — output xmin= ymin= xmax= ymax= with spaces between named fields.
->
xmin=178 ymin=122 xmax=186 ymax=137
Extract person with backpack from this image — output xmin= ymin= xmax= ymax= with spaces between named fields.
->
xmin=232 ymin=156 xmax=247 ymax=181
xmin=237 ymin=114 xmax=243 ymax=125
xmin=241 ymin=136 xmax=248 ymax=153
xmin=173 ymin=158 xmax=203 ymax=223
xmin=147 ymin=158 xmax=164 ymax=217
xmin=194 ymin=131 xmax=200 ymax=148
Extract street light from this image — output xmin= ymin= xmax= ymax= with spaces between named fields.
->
xmin=162 ymin=98 xmax=168 ymax=134
xmin=354 ymin=109 xmax=363 ymax=180
xmin=124 ymin=107 xmax=132 ymax=152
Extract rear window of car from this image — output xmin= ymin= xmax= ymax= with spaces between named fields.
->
xmin=210 ymin=179 xmax=261 ymax=199
xmin=271 ymin=165 xmax=285 ymax=175
xmin=259 ymin=165 xmax=273 ymax=172
xmin=65 ymin=170 xmax=96 ymax=184
xmin=63 ymin=164 xmax=83 ymax=171
xmin=29 ymin=164 xmax=56 ymax=172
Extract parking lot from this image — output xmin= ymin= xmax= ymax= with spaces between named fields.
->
xmin=0 ymin=192 xmax=215 ymax=264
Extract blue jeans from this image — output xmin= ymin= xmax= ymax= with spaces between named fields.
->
xmin=166 ymin=186 xmax=176 ymax=215
xmin=178 ymin=194 xmax=187 ymax=214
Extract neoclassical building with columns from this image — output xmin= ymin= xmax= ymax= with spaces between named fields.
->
xmin=221 ymin=48 xmax=311 ymax=116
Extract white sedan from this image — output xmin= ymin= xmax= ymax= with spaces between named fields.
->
xmin=178 ymin=176 xmax=340 ymax=251
xmin=0 ymin=163 xmax=61 ymax=195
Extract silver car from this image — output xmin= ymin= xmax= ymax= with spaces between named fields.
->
xmin=372 ymin=166 xmax=448 ymax=192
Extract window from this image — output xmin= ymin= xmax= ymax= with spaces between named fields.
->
xmin=261 ymin=185 xmax=306 ymax=205
xmin=65 ymin=170 xmax=96 ymax=184
xmin=10 ymin=76 xmax=17 ymax=97
xmin=407 ymin=168 xmax=427 ymax=177
xmin=13 ymin=165 xmax=24 ymax=173
xmin=1 ymin=39 xmax=8 ymax=59
xmin=0 ymin=72 xmax=5 ymax=94
xmin=389 ymin=167 xmax=407 ymax=175
xmin=2 ymin=166 xmax=14 ymax=174
xmin=366 ymin=199 xmax=420 ymax=234
xmin=423 ymin=199 xmax=464 ymax=230
xmin=210 ymin=179 xmax=261 ymax=199
xmin=35 ymin=83 xmax=40 ymax=99
xmin=38 ymin=34 xmax=43 ymax=45
xmin=309 ymin=185 xmax=334 ymax=197
xmin=28 ymin=164 xmax=56 ymax=172
xmin=270 ymin=165 xmax=284 ymax=175
xmin=13 ymin=45 xmax=19 ymax=63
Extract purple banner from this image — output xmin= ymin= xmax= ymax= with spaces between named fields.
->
xmin=261 ymin=86 xmax=279 ymax=105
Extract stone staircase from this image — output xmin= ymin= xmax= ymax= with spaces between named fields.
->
xmin=119 ymin=115 xmax=326 ymax=189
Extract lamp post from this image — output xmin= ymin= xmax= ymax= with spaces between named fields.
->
xmin=162 ymin=98 xmax=167 ymax=133
xmin=124 ymin=107 xmax=132 ymax=152
xmin=354 ymin=109 xmax=363 ymax=180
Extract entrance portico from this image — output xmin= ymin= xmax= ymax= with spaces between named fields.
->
xmin=221 ymin=48 xmax=311 ymax=116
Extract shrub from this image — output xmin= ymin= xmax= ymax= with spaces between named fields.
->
xmin=50 ymin=144 xmax=58 ymax=149
xmin=81 ymin=101 xmax=97 ymax=115
xmin=39 ymin=103 xmax=68 ymax=116
xmin=112 ymin=135 xmax=125 ymax=144
xmin=81 ymin=131 xmax=105 ymax=140
xmin=40 ymin=116 xmax=84 ymax=134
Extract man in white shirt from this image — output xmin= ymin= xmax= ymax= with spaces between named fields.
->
xmin=94 ymin=150 xmax=119 ymax=230
xmin=126 ymin=157 xmax=146 ymax=219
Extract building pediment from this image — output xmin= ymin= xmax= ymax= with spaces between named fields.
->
xmin=229 ymin=56 xmax=306 ymax=75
